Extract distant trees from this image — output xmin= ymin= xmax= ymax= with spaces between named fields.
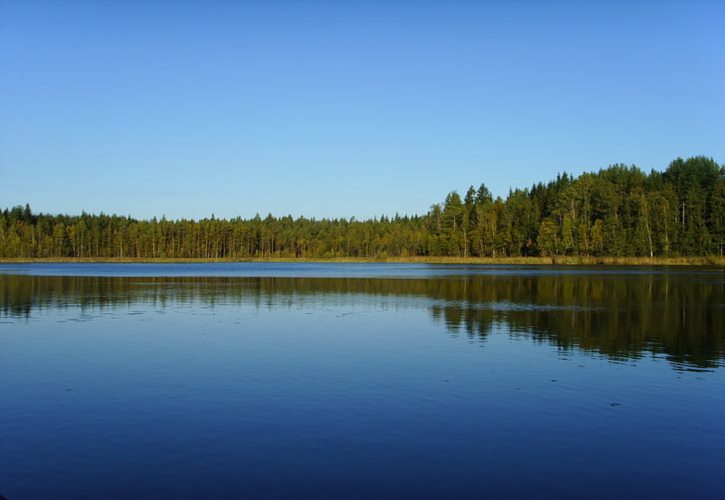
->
xmin=1 ymin=156 xmax=723 ymax=259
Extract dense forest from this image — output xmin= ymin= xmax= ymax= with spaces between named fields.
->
xmin=2 ymin=156 xmax=723 ymax=259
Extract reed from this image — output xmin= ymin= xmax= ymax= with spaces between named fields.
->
xmin=1 ymin=256 xmax=723 ymax=266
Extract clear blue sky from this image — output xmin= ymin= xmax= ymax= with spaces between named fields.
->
xmin=2 ymin=0 xmax=724 ymax=220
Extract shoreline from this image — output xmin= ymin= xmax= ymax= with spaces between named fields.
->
xmin=1 ymin=256 xmax=723 ymax=266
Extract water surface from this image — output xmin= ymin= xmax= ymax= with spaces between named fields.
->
xmin=1 ymin=264 xmax=724 ymax=498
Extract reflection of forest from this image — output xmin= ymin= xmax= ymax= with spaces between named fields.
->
xmin=2 ymin=273 xmax=723 ymax=370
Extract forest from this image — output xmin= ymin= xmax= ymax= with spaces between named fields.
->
xmin=2 ymin=156 xmax=723 ymax=260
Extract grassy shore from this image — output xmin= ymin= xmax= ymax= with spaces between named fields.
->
xmin=1 ymin=256 xmax=723 ymax=266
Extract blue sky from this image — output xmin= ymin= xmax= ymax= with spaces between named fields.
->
xmin=2 ymin=0 xmax=724 ymax=220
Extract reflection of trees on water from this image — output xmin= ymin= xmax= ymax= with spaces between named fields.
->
xmin=1 ymin=273 xmax=723 ymax=369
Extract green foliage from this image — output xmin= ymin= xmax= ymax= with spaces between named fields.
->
xmin=1 ymin=156 xmax=723 ymax=259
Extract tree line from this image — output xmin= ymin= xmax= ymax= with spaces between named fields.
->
xmin=2 ymin=156 xmax=723 ymax=259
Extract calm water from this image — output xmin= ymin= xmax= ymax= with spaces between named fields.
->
xmin=1 ymin=263 xmax=724 ymax=499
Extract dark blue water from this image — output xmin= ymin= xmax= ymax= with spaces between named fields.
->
xmin=1 ymin=264 xmax=724 ymax=498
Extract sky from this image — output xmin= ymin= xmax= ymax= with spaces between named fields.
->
xmin=1 ymin=0 xmax=724 ymax=220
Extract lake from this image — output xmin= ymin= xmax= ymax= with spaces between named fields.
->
xmin=1 ymin=263 xmax=724 ymax=499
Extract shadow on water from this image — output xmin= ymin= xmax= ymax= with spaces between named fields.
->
xmin=1 ymin=272 xmax=723 ymax=371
